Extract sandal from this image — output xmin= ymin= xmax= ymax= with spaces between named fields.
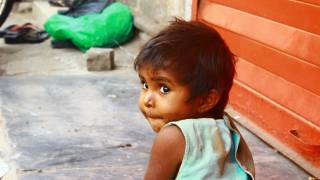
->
xmin=4 ymin=23 xmax=50 ymax=44
xmin=0 ymin=24 xmax=21 ymax=37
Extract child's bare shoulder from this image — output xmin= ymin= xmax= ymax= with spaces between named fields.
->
xmin=154 ymin=125 xmax=185 ymax=155
xmin=145 ymin=125 xmax=185 ymax=179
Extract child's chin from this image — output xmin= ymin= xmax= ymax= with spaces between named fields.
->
xmin=152 ymin=127 xmax=161 ymax=133
xmin=149 ymin=121 xmax=164 ymax=133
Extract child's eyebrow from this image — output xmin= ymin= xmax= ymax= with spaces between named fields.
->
xmin=138 ymin=74 xmax=173 ymax=84
xmin=153 ymin=76 xmax=172 ymax=83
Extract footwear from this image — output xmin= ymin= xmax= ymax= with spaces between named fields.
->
xmin=4 ymin=23 xmax=50 ymax=44
xmin=0 ymin=24 xmax=21 ymax=37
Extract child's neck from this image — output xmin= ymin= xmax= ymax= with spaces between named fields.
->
xmin=192 ymin=111 xmax=215 ymax=119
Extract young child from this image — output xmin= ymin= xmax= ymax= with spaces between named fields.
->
xmin=134 ymin=19 xmax=255 ymax=180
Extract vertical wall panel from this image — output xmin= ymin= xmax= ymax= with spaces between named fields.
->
xmin=195 ymin=0 xmax=320 ymax=178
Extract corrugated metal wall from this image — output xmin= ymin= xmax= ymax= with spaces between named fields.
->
xmin=193 ymin=0 xmax=320 ymax=177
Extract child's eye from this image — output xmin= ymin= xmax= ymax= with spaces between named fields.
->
xmin=142 ymin=82 xmax=148 ymax=89
xmin=160 ymin=85 xmax=170 ymax=94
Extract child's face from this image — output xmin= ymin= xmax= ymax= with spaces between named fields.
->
xmin=138 ymin=65 xmax=199 ymax=132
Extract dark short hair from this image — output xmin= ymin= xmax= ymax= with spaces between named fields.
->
xmin=134 ymin=19 xmax=236 ymax=119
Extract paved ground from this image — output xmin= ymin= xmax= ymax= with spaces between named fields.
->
xmin=0 ymin=70 xmax=153 ymax=179
xmin=0 ymin=7 xmax=312 ymax=180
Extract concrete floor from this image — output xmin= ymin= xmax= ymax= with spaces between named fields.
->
xmin=0 ymin=8 xmax=313 ymax=180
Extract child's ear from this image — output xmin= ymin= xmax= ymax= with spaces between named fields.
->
xmin=197 ymin=89 xmax=219 ymax=114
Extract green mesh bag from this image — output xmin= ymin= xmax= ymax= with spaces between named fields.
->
xmin=44 ymin=2 xmax=133 ymax=51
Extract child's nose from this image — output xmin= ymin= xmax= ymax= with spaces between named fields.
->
xmin=144 ymin=91 xmax=155 ymax=108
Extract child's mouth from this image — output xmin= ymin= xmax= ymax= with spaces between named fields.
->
xmin=148 ymin=116 xmax=162 ymax=121
xmin=143 ymin=110 xmax=162 ymax=120
xmin=145 ymin=113 xmax=163 ymax=121
xmin=146 ymin=113 xmax=162 ymax=119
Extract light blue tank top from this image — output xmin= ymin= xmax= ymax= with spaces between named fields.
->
xmin=165 ymin=118 xmax=249 ymax=180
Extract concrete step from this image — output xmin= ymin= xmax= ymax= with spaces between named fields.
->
xmin=6 ymin=0 xmax=152 ymax=71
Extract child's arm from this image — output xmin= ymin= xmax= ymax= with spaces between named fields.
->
xmin=144 ymin=125 xmax=185 ymax=180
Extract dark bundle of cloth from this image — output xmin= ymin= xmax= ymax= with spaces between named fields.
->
xmin=59 ymin=0 xmax=115 ymax=17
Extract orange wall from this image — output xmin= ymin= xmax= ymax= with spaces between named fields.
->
xmin=193 ymin=0 xmax=320 ymax=177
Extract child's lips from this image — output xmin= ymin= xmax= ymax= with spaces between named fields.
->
xmin=143 ymin=110 xmax=162 ymax=120
xmin=148 ymin=116 xmax=163 ymax=121
xmin=146 ymin=114 xmax=163 ymax=121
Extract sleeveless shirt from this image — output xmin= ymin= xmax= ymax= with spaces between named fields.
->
xmin=164 ymin=117 xmax=252 ymax=180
